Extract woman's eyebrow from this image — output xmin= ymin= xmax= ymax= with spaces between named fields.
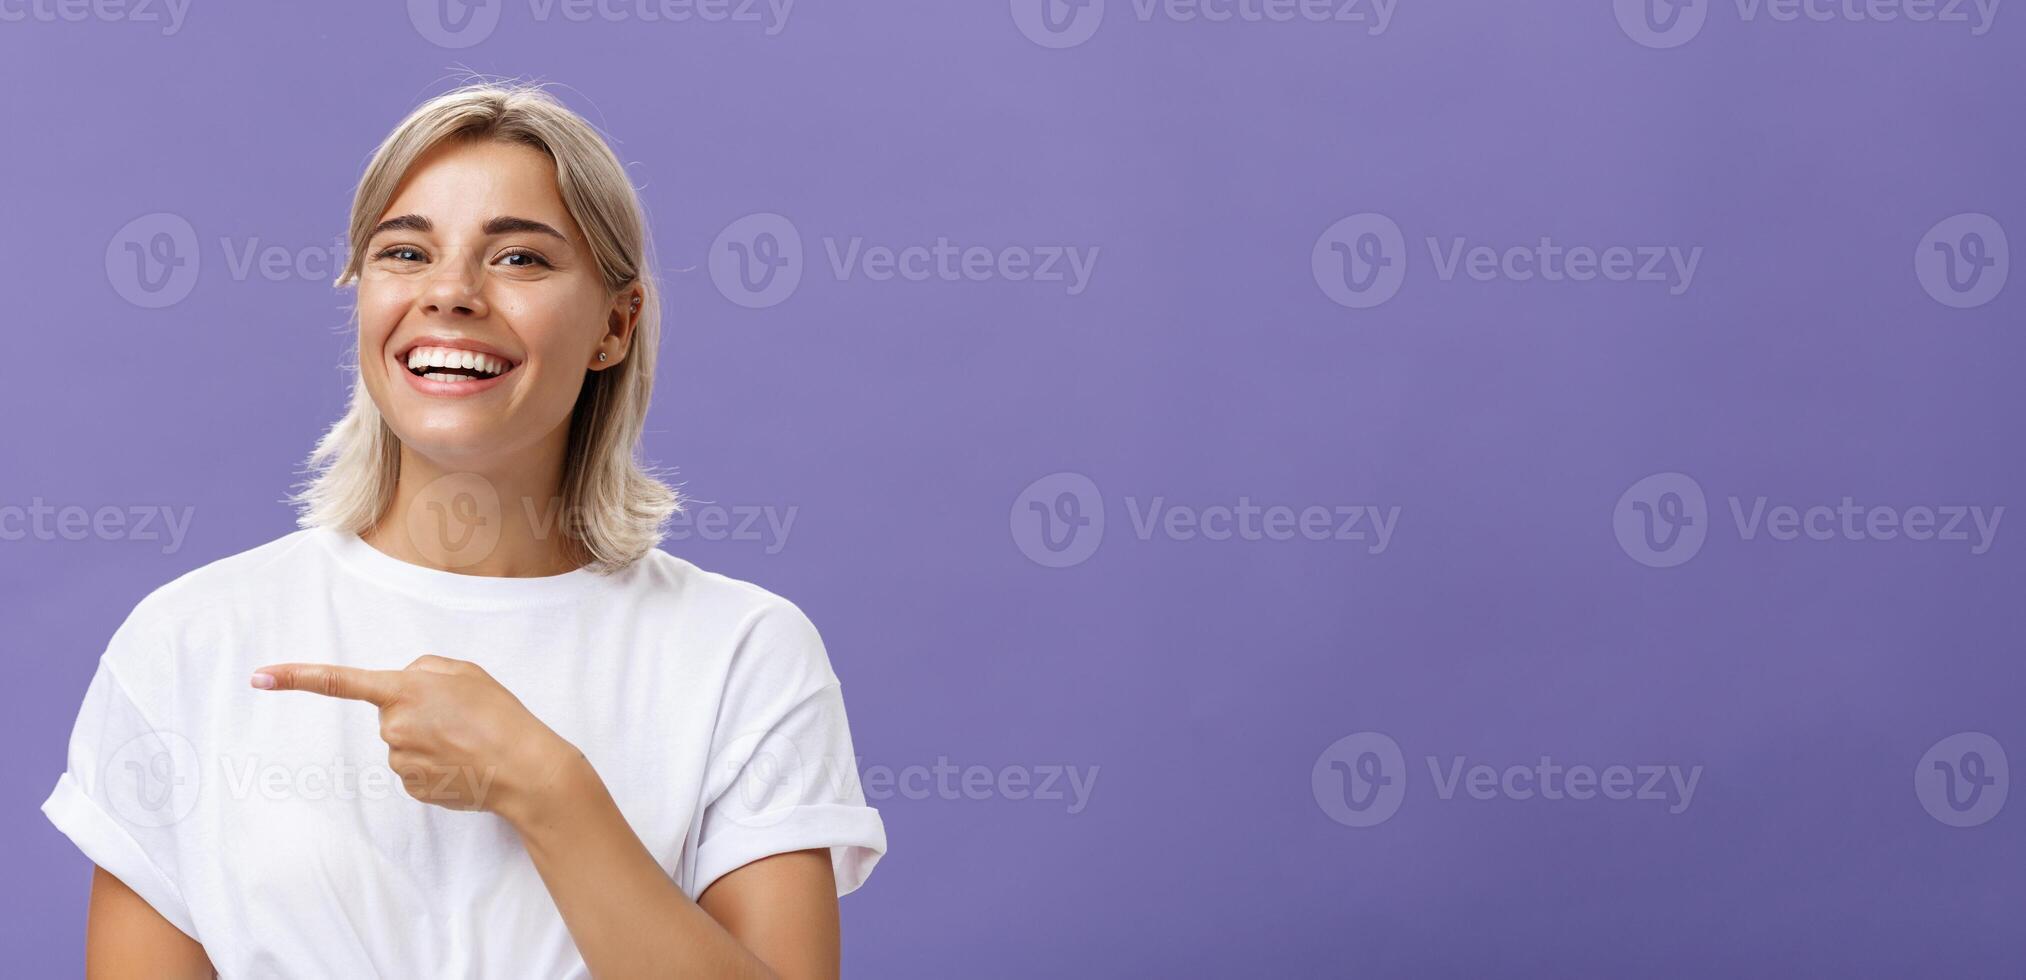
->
xmin=368 ymin=213 xmax=432 ymax=238
xmin=482 ymin=216 xmax=568 ymax=240
xmin=365 ymin=214 xmax=568 ymax=241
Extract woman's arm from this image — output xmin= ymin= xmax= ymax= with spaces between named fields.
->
xmin=509 ymin=747 xmax=842 ymax=980
xmin=85 ymin=866 xmax=214 ymax=979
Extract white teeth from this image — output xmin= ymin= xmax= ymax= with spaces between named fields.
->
xmin=405 ymin=346 xmax=510 ymax=377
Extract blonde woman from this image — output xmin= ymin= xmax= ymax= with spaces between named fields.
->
xmin=42 ymin=82 xmax=886 ymax=979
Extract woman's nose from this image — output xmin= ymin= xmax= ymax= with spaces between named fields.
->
xmin=420 ymin=254 xmax=488 ymax=317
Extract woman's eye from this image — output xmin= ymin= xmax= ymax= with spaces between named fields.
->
xmin=497 ymin=250 xmax=551 ymax=269
xmin=374 ymin=246 xmax=425 ymax=263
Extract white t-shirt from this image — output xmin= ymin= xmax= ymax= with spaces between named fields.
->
xmin=41 ymin=526 xmax=886 ymax=977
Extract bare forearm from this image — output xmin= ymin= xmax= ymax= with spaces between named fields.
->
xmin=506 ymin=749 xmax=775 ymax=980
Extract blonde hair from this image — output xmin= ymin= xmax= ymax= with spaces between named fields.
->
xmin=295 ymin=80 xmax=677 ymax=571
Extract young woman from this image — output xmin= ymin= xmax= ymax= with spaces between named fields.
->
xmin=41 ymin=82 xmax=886 ymax=978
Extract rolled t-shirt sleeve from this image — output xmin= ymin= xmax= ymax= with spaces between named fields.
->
xmin=42 ymin=654 xmax=201 ymax=940
xmin=692 ymin=602 xmax=887 ymax=900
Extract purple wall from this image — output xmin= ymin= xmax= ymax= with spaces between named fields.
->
xmin=4 ymin=2 xmax=2023 ymax=976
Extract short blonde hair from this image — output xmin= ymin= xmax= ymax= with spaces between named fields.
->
xmin=295 ymin=80 xmax=677 ymax=570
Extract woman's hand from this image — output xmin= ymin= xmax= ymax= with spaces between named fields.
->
xmin=249 ymin=655 xmax=579 ymax=823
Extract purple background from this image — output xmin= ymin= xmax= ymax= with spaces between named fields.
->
xmin=4 ymin=2 xmax=2024 ymax=976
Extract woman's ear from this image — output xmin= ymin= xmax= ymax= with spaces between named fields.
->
xmin=592 ymin=289 xmax=642 ymax=371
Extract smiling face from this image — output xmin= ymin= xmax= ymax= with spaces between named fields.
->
xmin=356 ymin=138 xmax=634 ymax=469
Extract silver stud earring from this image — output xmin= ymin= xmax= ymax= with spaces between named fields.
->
xmin=597 ymin=352 xmax=609 ymax=362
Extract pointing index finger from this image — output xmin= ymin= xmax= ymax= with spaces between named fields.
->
xmin=251 ymin=663 xmax=403 ymax=706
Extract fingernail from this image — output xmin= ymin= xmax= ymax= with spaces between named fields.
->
xmin=250 ymin=672 xmax=276 ymax=690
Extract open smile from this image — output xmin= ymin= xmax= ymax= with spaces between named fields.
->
xmin=395 ymin=341 xmax=521 ymax=396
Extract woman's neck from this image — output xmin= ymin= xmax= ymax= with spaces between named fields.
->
xmin=362 ymin=440 xmax=583 ymax=578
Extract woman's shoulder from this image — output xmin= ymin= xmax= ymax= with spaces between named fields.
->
xmin=628 ymin=547 xmax=818 ymax=631
xmin=125 ymin=527 xmax=327 ymax=616
xmin=628 ymin=549 xmax=835 ymax=677
xmin=126 ymin=527 xmax=330 ymax=623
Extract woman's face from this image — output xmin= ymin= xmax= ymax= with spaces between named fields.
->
xmin=356 ymin=138 xmax=629 ymax=468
